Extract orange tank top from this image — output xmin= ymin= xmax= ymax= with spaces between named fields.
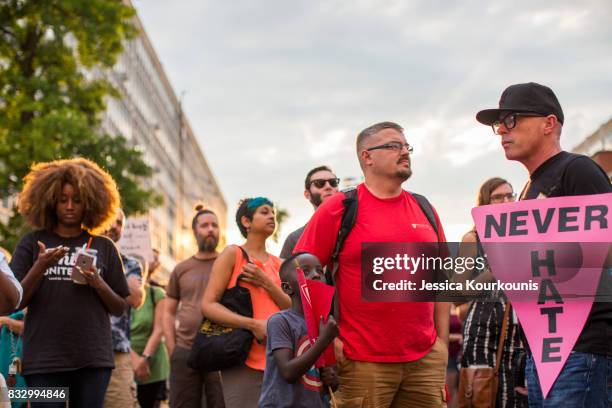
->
xmin=227 ymin=246 xmax=282 ymax=371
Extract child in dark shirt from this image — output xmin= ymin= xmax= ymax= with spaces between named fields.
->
xmin=258 ymin=252 xmax=339 ymax=408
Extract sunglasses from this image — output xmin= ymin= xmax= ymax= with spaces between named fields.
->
xmin=492 ymin=112 xmax=544 ymax=135
xmin=309 ymin=178 xmax=340 ymax=189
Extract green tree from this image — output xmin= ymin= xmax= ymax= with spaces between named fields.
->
xmin=0 ymin=0 xmax=162 ymax=250
xmin=272 ymin=206 xmax=289 ymax=243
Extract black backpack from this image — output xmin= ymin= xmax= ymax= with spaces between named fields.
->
xmin=327 ymin=187 xmax=440 ymax=285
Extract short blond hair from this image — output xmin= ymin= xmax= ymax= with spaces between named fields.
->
xmin=356 ymin=121 xmax=404 ymax=169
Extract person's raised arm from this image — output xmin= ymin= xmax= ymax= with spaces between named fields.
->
xmin=201 ymin=246 xmax=267 ymax=341
xmin=273 ymin=316 xmax=338 ymax=383
xmin=240 ymin=262 xmax=291 ymax=310
xmin=80 ymin=265 xmax=127 ymax=316
xmin=17 ymin=241 xmax=67 ymax=309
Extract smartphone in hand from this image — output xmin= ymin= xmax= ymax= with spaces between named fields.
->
xmin=71 ymin=249 xmax=97 ymax=285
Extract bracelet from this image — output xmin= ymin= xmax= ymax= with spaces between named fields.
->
xmin=142 ymin=353 xmax=151 ymax=362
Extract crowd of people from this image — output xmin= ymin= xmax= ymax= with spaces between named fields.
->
xmin=0 ymin=81 xmax=610 ymax=408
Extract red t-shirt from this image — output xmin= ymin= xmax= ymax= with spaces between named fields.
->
xmin=294 ymin=183 xmax=446 ymax=362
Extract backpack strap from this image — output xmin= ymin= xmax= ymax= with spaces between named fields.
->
xmin=329 ymin=188 xmax=440 ymax=282
xmin=329 ymin=187 xmax=358 ymax=284
xmin=234 ymin=245 xmax=252 ymax=286
xmin=327 ymin=187 xmax=441 ymax=317
xmin=237 ymin=246 xmax=251 ymax=263
xmin=149 ymin=285 xmax=157 ymax=307
xmin=410 ymin=192 xmax=439 ymax=241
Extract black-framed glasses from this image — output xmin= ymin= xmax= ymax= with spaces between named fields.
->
xmin=365 ymin=141 xmax=413 ymax=153
xmin=309 ymin=178 xmax=340 ymax=189
xmin=490 ymin=192 xmax=517 ymax=203
xmin=492 ymin=112 xmax=544 ymax=135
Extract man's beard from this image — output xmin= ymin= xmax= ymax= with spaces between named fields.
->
xmin=395 ymin=156 xmax=412 ymax=181
xmin=197 ymin=235 xmax=218 ymax=252
xmin=309 ymin=191 xmax=322 ymax=207
xmin=395 ymin=167 xmax=412 ymax=181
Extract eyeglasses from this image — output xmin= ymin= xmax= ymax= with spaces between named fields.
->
xmin=490 ymin=193 xmax=517 ymax=203
xmin=492 ymin=112 xmax=544 ymax=135
xmin=365 ymin=141 xmax=413 ymax=153
xmin=309 ymin=178 xmax=340 ymax=189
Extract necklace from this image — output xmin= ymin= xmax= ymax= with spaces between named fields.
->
xmin=5 ymin=320 xmax=21 ymax=387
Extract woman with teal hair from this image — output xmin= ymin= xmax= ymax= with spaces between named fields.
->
xmin=202 ymin=197 xmax=291 ymax=407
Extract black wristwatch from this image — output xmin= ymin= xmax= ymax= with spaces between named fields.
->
xmin=142 ymin=353 xmax=151 ymax=362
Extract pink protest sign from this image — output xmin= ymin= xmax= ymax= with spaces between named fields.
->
xmin=471 ymin=192 xmax=611 ymax=398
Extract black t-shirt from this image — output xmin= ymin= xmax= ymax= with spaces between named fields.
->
xmin=520 ymin=151 xmax=612 ymax=356
xmin=10 ymin=229 xmax=130 ymax=375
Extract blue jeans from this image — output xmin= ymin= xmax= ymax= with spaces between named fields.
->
xmin=25 ymin=367 xmax=112 ymax=408
xmin=525 ymin=352 xmax=611 ymax=408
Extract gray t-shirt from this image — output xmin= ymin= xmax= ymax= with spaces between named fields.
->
xmin=279 ymin=225 xmax=306 ymax=259
xmin=259 ymin=309 xmax=324 ymax=408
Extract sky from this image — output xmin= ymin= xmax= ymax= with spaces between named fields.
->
xmin=133 ymin=0 xmax=612 ymax=251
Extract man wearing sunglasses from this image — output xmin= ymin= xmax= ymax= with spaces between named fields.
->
xmin=477 ymin=82 xmax=612 ymax=407
xmin=280 ymin=166 xmax=340 ymax=259
xmin=295 ymin=122 xmax=449 ymax=407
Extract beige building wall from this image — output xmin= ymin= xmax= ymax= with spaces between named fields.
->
xmin=100 ymin=6 xmax=227 ymax=281
xmin=572 ymin=118 xmax=612 ymax=178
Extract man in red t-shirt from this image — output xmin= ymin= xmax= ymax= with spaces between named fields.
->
xmin=295 ymin=121 xmax=450 ymax=407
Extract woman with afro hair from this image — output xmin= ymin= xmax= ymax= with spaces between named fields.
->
xmin=9 ymin=158 xmax=130 ymax=408
xmin=202 ymin=197 xmax=291 ymax=407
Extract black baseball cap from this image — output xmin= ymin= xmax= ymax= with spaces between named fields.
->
xmin=476 ymin=82 xmax=564 ymax=126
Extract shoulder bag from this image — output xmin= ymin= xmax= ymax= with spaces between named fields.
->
xmin=187 ymin=246 xmax=254 ymax=372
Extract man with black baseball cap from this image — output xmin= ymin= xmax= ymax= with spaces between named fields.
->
xmin=476 ymin=82 xmax=567 ymax=173
xmin=476 ymin=82 xmax=564 ymax=126
xmin=477 ymin=82 xmax=612 ymax=406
